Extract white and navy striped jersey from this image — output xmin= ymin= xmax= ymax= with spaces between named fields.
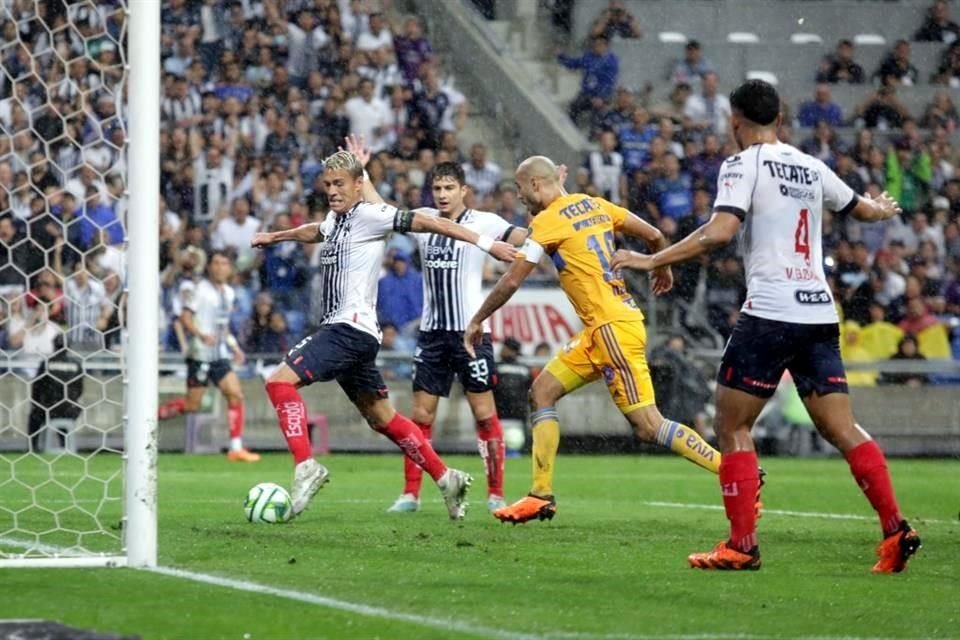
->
xmin=315 ymin=201 xmax=406 ymax=342
xmin=414 ymin=208 xmax=514 ymax=332
xmin=714 ymin=141 xmax=857 ymax=325
xmin=180 ymin=278 xmax=235 ymax=362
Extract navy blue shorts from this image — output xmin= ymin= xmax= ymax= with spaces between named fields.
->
xmin=186 ymin=359 xmax=233 ymax=388
xmin=284 ymin=323 xmax=388 ymax=403
xmin=717 ymin=313 xmax=848 ymax=399
xmin=413 ymin=331 xmax=497 ymax=397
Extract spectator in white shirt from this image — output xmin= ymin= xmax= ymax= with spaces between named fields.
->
xmin=287 ymin=10 xmax=330 ymax=84
xmin=356 ymin=12 xmax=393 ymax=52
xmin=461 ymin=142 xmax=502 ymax=199
xmin=211 ymin=198 xmax=261 ymax=267
xmin=359 ymin=46 xmax=404 ymax=99
xmin=64 ymin=260 xmax=112 ymax=350
xmin=683 ymin=71 xmax=732 ymax=137
xmin=191 ymin=129 xmax=236 ymax=223
xmin=344 ymin=78 xmax=391 ymax=153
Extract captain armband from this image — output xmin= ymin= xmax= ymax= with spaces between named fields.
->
xmin=393 ymin=209 xmax=415 ymax=233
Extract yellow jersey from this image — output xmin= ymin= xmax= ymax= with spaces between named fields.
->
xmin=521 ymin=193 xmax=643 ymax=328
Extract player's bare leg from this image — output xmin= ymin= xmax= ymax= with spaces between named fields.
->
xmin=387 ymin=390 xmax=439 ymax=513
xmin=492 ymin=370 xmax=566 ymax=524
xmin=218 ymin=371 xmax=259 ymax=462
xmin=265 ymin=363 xmax=329 ymax=516
xmin=465 ymin=390 xmax=506 ymax=511
xmin=802 ymin=392 xmax=920 ymax=573
xmin=357 ymin=393 xmax=471 ymax=520
xmin=688 ymin=385 xmax=766 ymax=570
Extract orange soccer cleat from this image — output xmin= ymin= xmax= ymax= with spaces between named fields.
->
xmin=872 ymin=520 xmax=922 ymax=573
xmin=493 ymin=494 xmax=556 ymax=524
xmin=227 ymin=448 xmax=261 ymax=463
xmin=688 ymin=541 xmax=762 ymax=571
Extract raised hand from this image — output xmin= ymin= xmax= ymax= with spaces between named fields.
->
xmin=341 ymin=133 xmax=371 ymax=168
xmin=870 ymin=190 xmax=902 ymax=220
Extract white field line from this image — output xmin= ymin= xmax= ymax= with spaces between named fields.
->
xmin=641 ymin=501 xmax=953 ymax=525
xmin=0 ymin=534 xmax=940 ymax=640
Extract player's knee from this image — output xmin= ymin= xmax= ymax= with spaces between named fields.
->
xmin=411 ymin=406 xmax=435 ymax=426
xmin=226 ymin=391 xmax=244 ymax=407
xmin=528 ymin=381 xmax=556 ymax=411
xmin=627 ymin=406 xmax=662 ymax=442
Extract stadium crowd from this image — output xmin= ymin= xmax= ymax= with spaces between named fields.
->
xmin=558 ymin=0 xmax=960 ymax=379
xmin=0 ymin=0 xmax=957 ymax=388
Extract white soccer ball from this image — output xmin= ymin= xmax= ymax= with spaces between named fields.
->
xmin=244 ymin=482 xmax=293 ymax=523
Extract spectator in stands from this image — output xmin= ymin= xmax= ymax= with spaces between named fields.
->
xmin=649 ymin=334 xmax=710 ymax=430
xmin=240 ymin=292 xmax=288 ymax=356
xmin=257 ymin=214 xmax=309 ymax=312
xmin=816 ymin=39 xmax=866 ymax=84
xmin=558 ymin=34 xmax=619 ymax=127
xmin=914 ymin=0 xmax=960 ymax=43
xmin=210 ymin=198 xmax=261 ymax=269
xmin=855 ymin=85 xmax=912 ymax=129
xmin=671 ymin=40 xmax=713 ymax=89
xmin=590 ymin=0 xmax=642 ymax=40
xmin=797 ymin=84 xmax=844 ymax=128
xmin=618 ymin=107 xmax=656 ymax=174
xmin=886 ymin=138 xmax=932 ymax=215
xmin=685 ymin=133 xmax=723 ymax=195
xmin=880 ymin=335 xmax=929 ymax=386
xmin=934 ymin=41 xmax=960 ymax=87
xmin=800 ymin=121 xmax=840 ymax=168
xmin=462 ymin=143 xmax=502 ymax=199
xmin=595 ymin=86 xmax=636 ymax=138
xmin=27 ymin=334 xmax=83 ymax=452
xmin=497 ymin=186 xmax=526 ymax=228
xmin=64 ymin=259 xmax=111 ymax=351
xmin=875 ymin=40 xmax=920 ymax=86
xmin=344 ymin=78 xmax=392 ymax=154
xmin=705 ymin=255 xmax=745 ymax=340
xmin=899 ymin=297 xmax=940 ymax=335
xmin=683 ymin=71 xmax=731 ymax=137
xmin=376 ymin=250 xmax=423 ymax=334
xmin=583 ymin=130 xmax=626 ymax=204
xmin=394 ymin=16 xmax=432 ymax=84
xmin=922 ymin=91 xmax=959 ymax=130
xmin=651 ymin=153 xmax=692 ymax=222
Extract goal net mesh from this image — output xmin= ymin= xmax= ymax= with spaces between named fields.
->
xmin=0 ymin=0 xmax=129 ymax=561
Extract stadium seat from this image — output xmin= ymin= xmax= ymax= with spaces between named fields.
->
xmin=727 ymin=32 xmax=760 ymax=44
xmin=746 ymin=70 xmax=779 ymax=85
xmin=658 ymin=31 xmax=688 ymax=43
xmin=853 ymin=33 xmax=887 ymax=46
xmin=790 ymin=33 xmax=823 ymax=45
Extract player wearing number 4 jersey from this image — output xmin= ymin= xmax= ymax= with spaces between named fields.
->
xmin=250 ymin=147 xmax=518 ymax=520
xmin=465 ymin=155 xmax=728 ymax=525
xmin=614 ymin=79 xmax=921 ymax=572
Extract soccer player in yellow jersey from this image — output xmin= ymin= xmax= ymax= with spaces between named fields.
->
xmin=464 ymin=155 xmax=723 ymax=524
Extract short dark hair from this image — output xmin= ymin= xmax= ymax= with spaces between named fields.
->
xmin=729 ymin=79 xmax=780 ymax=126
xmin=430 ymin=161 xmax=466 ymax=186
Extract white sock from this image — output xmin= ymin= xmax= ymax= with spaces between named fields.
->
xmin=230 ymin=437 xmax=243 ymax=451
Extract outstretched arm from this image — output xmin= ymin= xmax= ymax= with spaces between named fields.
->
xmin=463 ymin=259 xmax=537 ymax=357
xmin=251 ymin=222 xmax=324 ymax=247
xmin=612 ymin=211 xmax=741 ymax=272
xmin=410 ymin=212 xmax=517 ymax=262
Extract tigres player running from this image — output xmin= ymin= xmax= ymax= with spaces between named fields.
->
xmin=464 ymin=155 xmax=723 ymax=524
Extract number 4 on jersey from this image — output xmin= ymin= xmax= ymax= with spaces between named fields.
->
xmin=794 ymin=208 xmax=810 ymax=265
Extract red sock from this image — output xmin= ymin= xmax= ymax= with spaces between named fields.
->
xmin=227 ymin=402 xmax=244 ymax=440
xmin=402 ymin=422 xmax=431 ymax=497
xmin=719 ymin=451 xmax=760 ymax=552
xmin=476 ymin=415 xmax=504 ymax=496
xmin=265 ymin=382 xmax=312 ymax=464
xmin=379 ymin=413 xmax=447 ymax=482
xmin=846 ymin=440 xmax=904 ymax=536
xmin=158 ymin=397 xmax=186 ymax=420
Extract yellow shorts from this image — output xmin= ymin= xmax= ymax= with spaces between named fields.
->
xmin=543 ymin=321 xmax=655 ymax=414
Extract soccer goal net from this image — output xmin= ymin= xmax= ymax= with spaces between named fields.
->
xmin=0 ymin=0 xmax=158 ymax=568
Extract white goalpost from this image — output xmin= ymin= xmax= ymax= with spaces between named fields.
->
xmin=0 ymin=0 xmax=158 ymax=568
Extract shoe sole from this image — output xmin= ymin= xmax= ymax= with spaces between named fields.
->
xmin=689 ymin=560 xmax=762 ymax=571
xmin=293 ymin=469 xmax=330 ymax=517
xmin=495 ymin=503 xmax=557 ymax=525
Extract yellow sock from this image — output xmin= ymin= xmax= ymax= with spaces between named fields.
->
xmin=655 ymin=419 xmax=721 ymax=473
xmin=530 ymin=407 xmax=560 ymax=496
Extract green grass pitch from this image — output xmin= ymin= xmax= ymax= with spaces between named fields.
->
xmin=2 ymin=453 xmax=958 ymax=639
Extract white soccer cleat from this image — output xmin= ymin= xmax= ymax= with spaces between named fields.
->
xmin=438 ymin=468 xmax=472 ymax=520
xmin=386 ymin=493 xmax=420 ymax=513
xmin=486 ymin=495 xmax=506 ymax=513
xmin=291 ymin=458 xmax=329 ymax=516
